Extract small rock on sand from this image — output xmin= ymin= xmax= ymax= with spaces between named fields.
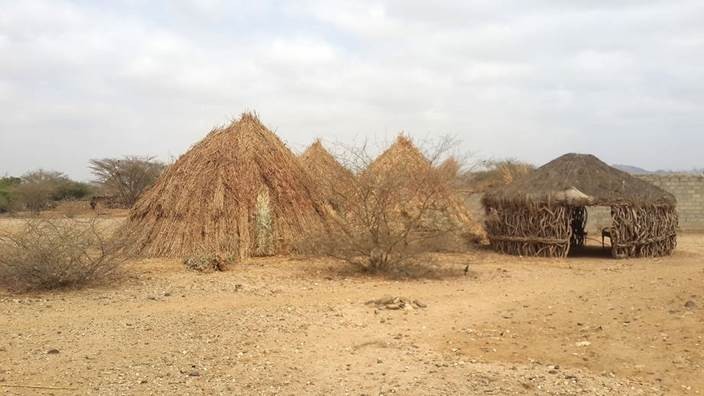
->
xmin=366 ymin=296 xmax=395 ymax=305
xmin=412 ymin=300 xmax=427 ymax=308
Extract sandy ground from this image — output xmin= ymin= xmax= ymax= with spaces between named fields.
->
xmin=0 ymin=217 xmax=702 ymax=395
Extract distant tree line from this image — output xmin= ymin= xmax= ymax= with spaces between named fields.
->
xmin=0 ymin=176 xmax=22 ymax=212
xmin=1 ymin=153 xmax=541 ymax=215
xmin=0 ymin=171 xmax=92 ymax=213
xmin=0 ymin=155 xmax=165 ymax=213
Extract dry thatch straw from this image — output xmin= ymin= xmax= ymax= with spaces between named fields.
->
xmin=482 ymin=153 xmax=677 ymax=258
xmin=438 ymin=156 xmax=461 ymax=179
xmin=367 ymin=135 xmax=430 ymax=177
xmin=367 ymin=135 xmax=484 ymax=243
xmin=299 ymin=140 xmax=355 ymax=211
xmin=462 ymin=160 xmax=534 ymax=194
xmin=437 ymin=156 xmax=468 ymax=192
xmin=121 ymin=112 xmax=328 ymax=259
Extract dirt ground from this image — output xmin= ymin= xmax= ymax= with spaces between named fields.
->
xmin=0 ymin=216 xmax=702 ymax=395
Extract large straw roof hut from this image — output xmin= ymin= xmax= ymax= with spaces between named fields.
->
xmin=299 ymin=140 xmax=355 ymax=211
xmin=367 ymin=135 xmax=484 ymax=243
xmin=123 ymin=113 xmax=327 ymax=259
xmin=482 ymin=153 xmax=677 ymax=258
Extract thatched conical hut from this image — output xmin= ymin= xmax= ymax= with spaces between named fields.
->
xmin=123 ymin=113 xmax=327 ymax=259
xmin=299 ymin=140 xmax=355 ymax=211
xmin=368 ymin=135 xmax=429 ymax=176
xmin=367 ymin=135 xmax=484 ymax=243
xmin=482 ymin=153 xmax=677 ymax=258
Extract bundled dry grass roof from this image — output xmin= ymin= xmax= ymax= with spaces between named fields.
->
xmin=299 ymin=140 xmax=355 ymax=209
xmin=484 ymin=153 xmax=675 ymax=207
xmin=438 ymin=156 xmax=461 ymax=176
xmin=122 ymin=112 xmax=327 ymax=259
xmin=368 ymin=135 xmax=430 ymax=176
xmin=368 ymin=135 xmax=484 ymax=242
xmin=465 ymin=160 xmax=534 ymax=194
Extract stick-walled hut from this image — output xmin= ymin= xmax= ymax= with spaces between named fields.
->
xmin=482 ymin=153 xmax=677 ymax=258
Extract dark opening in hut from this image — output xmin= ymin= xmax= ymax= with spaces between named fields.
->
xmin=481 ymin=153 xmax=678 ymax=258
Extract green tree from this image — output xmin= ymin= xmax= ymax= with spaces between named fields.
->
xmin=52 ymin=179 xmax=93 ymax=201
xmin=0 ymin=177 xmax=21 ymax=213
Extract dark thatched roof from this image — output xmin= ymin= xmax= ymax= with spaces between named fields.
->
xmin=483 ymin=153 xmax=676 ymax=207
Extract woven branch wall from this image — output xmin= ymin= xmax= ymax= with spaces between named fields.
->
xmin=485 ymin=203 xmax=678 ymax=259
xmin=485 ymin=203 xmax=571 ymax=257
xmin=610 ymin=206 xmax=678 ymax=258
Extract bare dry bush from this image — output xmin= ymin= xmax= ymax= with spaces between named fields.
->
xmin=89 ymin=155 xmax=165 ymax=207
xmin=0 ymin=219 xmax=125 ymax=291
xmin=300 ymin=137 xmax=479 ymax=277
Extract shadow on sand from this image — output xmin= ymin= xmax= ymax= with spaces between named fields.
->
xmin=568 ymin=244 xmax=613 ymax=259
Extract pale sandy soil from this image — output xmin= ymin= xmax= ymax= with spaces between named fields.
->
xmin=0 ymin=216 xmax=702 ymax=395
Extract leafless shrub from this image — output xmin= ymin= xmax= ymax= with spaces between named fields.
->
xmin=89 ymin=155 xmax=165 ymax=207
xmin=300 ymin=136 xmax=480 ymax=276
xmin=0 ymin=218 xmax=125 ymax=291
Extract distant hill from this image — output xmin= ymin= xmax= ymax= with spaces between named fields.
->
xmin=652 ymin=169 xmax=704 ymax=175
xmin=613 ymin=164 xmax=704 ymax=175
xmin=612 ymin=164 xmax=651 ymax=174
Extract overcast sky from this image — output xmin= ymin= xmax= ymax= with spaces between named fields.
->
xmin=1 ymin=0 xmax=703 ymax=180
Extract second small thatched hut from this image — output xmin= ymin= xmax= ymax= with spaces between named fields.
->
xmin=482 ymin=153 xmax=677 ymax=258
xmin=299 ymin=140 xmax=355 ymax=212
xmin=367 ymin=135 xmax=484 ymax=243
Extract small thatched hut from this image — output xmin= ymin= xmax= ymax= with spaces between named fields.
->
xmin=482 ymin=153 xmax=677 ymax=258
xmin=123 ymin=113 xmax=327 ymax=259
xmin=368 ymin=135 xmax=429 ymax=176
xmin=368 ymin=135 xmax=484 ymax=242
xmin=299 ymin=140 xmax=355 ymax=211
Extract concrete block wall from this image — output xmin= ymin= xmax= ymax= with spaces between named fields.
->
xmin=638 ymin=174 xmax=704 ymax=231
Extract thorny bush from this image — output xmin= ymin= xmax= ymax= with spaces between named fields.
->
xmin=0 ymin=218 xmax=125 ymax=291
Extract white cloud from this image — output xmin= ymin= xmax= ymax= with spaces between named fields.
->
xmin=0 ymin=0 xmax=703 ymax=179
xmin=268 ymin=38 xmax=337 ymax=64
